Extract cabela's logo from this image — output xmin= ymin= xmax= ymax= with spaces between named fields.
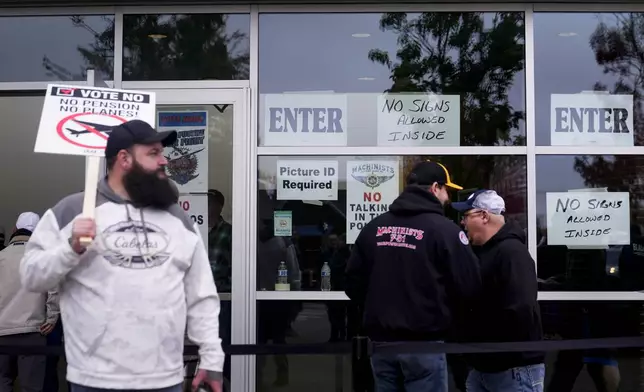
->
xmin=165 ymin=145 xmax=205 ymax=185
xmin=351 ymin=163 xmax=396 ymax=189
xmin=99 ymin=220 xmax=171 ymax=269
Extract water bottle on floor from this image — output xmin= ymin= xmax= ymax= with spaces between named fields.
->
xmin=321 ymin=262 xmax=331 ymax=291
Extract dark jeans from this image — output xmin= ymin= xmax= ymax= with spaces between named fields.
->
xmin=219 ymin=300 xmax=231 ymax=383
xmin=70 ymin=384 xmax=182 ymax=392
xmin=44 ymin=321 xmax=64 ymax=392
xmin=466 ymin=364 xmax=545 ymax=392
xmin=371 ymin=350 xmax=448 ymax=392
xmin=0 ymin=333 xmax=47 ymax=392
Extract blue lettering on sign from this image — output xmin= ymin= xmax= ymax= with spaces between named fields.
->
xmin=268 ymin=107 xmax=344 ymax=133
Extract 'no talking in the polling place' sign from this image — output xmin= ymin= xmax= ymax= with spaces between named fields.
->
xmin=34 ymin=85 xmax=156 ymax=156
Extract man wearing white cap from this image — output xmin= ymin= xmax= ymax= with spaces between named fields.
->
xmin=0 ymin=212 xmax=59 ymax=392
xmin=452 ymin=190 xmax=544 ymax=392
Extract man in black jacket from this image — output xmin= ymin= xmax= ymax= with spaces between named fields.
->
xmin=452 ymin=189 xmax=544 ymax=392
xmin=345 ymin=161 xmax=482 ymax=392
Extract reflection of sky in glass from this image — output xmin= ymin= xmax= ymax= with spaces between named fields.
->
xmin=259 ymin=13 xmax=524 ymax=99
xmin=534 ymin=13 xmax=631 ymax=145
xmin=0 ymin=15 xmax=114 ymax=82
xmin=259 ymin=12 xmax=525 ymax=146
xmin=534 ymin=13 xmax=641 ymax=203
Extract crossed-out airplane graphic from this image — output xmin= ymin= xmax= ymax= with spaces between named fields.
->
xmin=66 ymin=119 xmax=116 ymax=137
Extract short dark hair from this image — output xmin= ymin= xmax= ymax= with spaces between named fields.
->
xmin=106 ymin=147 xmax=132 ymax=171
xmin=208 ymin=189 xmax=225 ymax=207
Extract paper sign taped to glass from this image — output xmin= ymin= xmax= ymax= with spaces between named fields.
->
xmin=550 ymin=93 xmax=634 ymax=146
xmin=158 ymin=111 xmax=209 ymax=193
xmin=545 ymin=191 xmax=631 ymax=247
xmin=377 ymin=93 xmax=461 ymax=147
xmin=346 ymin=160 xmax=400 ymax=244
xmin=276 ymin=160 xmax=338 ymax=201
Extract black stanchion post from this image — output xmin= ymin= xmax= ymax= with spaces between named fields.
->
xmin=351 ymin=336 xmax=372 ymax=392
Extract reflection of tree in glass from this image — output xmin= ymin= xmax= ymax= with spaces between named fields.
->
xmin=369 ymin=13 xmax=526 ymax=204
xmin=42 ymin=16 xmax=114 ymax=81
xmin=75 ymin=14 xmax=248 ymax=80
xmin=575 ymin=14 xmax=644 ymax=213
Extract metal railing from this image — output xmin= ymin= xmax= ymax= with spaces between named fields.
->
xmin=3 ymin=335 xmax=644 ymax=391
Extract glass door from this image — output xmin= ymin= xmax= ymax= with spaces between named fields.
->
xmin=149 ymin=88 xmax=252 ymax=392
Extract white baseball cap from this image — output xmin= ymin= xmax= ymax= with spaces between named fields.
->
xmin=452 ymin=189 xmax=506 ymax=215
xmin=16 ymin=212 xmax=40 ymax=232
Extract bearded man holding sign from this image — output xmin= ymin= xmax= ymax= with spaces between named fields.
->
xmin=20 ymin=120 xmax=224 ymax=392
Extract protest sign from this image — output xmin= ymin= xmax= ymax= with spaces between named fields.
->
xmin=159 ymin=111 xmax=209 ymax=193
xmin=546 ymin=191 xmax=630 ymax=246
xmin=277 ymin=160 xmax=338 ymax=200
xmin=346 ymin=161 xmax=400 ymax=244
xmin=377 ymin=93 xmax=460 ymax=146
xmin=35 ymin=84 xmax=156 ymax=156
xmin=35 ymin=81 xmax=157 ymax=246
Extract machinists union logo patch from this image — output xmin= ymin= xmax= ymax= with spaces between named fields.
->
xmin=350 ymin=163 xmax=396 ymax=189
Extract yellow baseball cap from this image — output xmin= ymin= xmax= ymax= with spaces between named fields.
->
xmin=406 ymin=160 xmax=463 ymax=190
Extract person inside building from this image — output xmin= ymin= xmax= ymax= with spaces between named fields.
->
xmin=20 ymin=120 xmax=224 ymax=392
xmin=208 ymin=189 xmax=232 ymax=292
xmin=207 ymin=188 xmax=232 ymax=389
xmin=345 ymin=160 xmax=482 ymax=392
xmin=0 ymin=212 xmax=58 ymax=392
xmin=452 ymin=189 xmax=544 ymax=392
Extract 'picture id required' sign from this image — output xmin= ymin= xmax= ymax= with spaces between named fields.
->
xmin=277 ymin=160 xmax=338 ymax=201
xmin=546 ymin=191 xmax=631 ymax=246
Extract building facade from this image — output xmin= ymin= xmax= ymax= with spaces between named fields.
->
xmin=3 ymin=2 xmax=644 ymax=391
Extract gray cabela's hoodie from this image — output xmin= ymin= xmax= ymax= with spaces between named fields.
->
xmin=20 ymin=178 xmax=224 ymax=389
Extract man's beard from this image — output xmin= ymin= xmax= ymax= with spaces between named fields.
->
xmin=123 ymin=160 xmax=178 ymax=209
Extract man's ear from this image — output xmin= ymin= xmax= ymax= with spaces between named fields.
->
xmin=117 ymin=150 xmax=132 ymax=169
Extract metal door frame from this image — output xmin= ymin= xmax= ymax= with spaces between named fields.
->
xmin=150 ymin=87 xmax=254 ymax=392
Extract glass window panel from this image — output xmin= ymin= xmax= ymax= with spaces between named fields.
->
xmin=540 ymin=300 xmax=642 ymax=391
xmin=255 ymin=300 xmax=644 ymax=391
xmin=535 ymin=13 xmax=644 ymax=146
xmin=257 ymin=155 xmax=527 ymax=292
xmin=254 ymin=300 xmax=359 ymax=391
xmin=258 ymin=12 xmax=526 ymax=147
xmin=0 ymin=94 xmax=85 ymax=230
xmin=0 ymin=15 xmax=114 ymax=82
xmin=536 ymin=155 xmax=644 ymax=291
xmin=122 ymin=14 xmax=250 ymax=81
